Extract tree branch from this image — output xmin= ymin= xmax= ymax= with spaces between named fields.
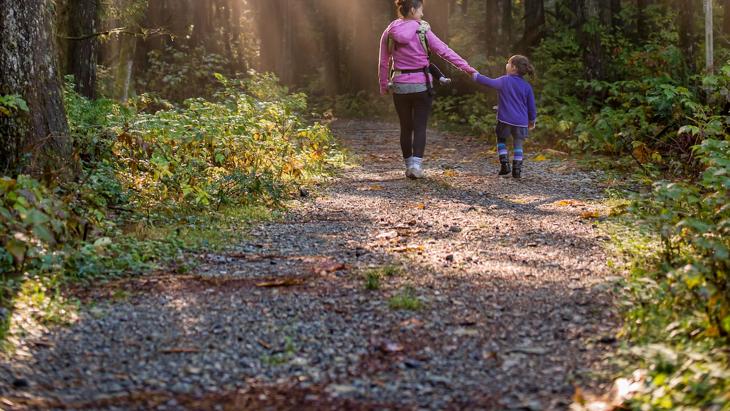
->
xmin=57 ymin=27 xmax=171 ymax=41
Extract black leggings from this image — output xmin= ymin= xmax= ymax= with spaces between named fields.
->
xmin=393 ymin=91 xmax=433 ymax=159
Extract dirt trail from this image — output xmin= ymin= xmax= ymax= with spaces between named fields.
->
xmin=1 ymin=120 xmax=620 ymax=410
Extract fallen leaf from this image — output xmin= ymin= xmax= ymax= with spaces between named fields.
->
xmin=415 ymin=203 xmax=426 ymax=209
xmin=443 ymin=169 xmax=458 ymax=177
xmin=580 ymin=210 xmax=600 ymax=219
xmin=533 ymin=154 xmax=548 ymax=162
xmin=554 ymin=199 xmax=584 ymax=207
xmin=391 ymin=244 xmax=425 ymax=253
xmin=256 ymin=278 xmax=306 ymax=287
xmin=311 ymin=260 xmax=347 ymax=274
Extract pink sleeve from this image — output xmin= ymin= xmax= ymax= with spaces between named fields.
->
xmin=378 ymin=27 xmax=392 ymax=95
xmin=427 ymin=31 xmax=477 ymax=75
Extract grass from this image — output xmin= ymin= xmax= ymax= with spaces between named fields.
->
xmin=362 ymin=264 xmax=404 ymax=291
xmin=388 ymin=287 xmax=423 ymax=311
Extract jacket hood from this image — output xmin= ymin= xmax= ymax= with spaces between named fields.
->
xmin=388 ymin=19 xmax=420 ymax=44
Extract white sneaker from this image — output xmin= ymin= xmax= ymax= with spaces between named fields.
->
xmin=405 ymin=167 xmax=415 ymax=179
xmin=410 ymin=166 xmax=425 ymax=179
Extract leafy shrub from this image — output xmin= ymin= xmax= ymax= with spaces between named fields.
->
xmin=612 ymin=137 xmax=730 ymax=408
xmin=630 ymin=138 xmax=729 ymax=338
xmin=137 ymin=46 xmax=235 ymax=101
xmin=0 ymin=176 xmax=77 ymax=276
xmin=112 ymin=73 xmax=338 ymax=215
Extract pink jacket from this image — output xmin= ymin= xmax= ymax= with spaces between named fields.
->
xmin=378 ymin=19 xmax=476 ymax=95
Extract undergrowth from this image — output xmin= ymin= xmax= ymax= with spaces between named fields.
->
xmin=0 ymin=72 xmax=345 ymax=350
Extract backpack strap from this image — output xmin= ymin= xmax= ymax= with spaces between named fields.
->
xmin=417 ymin=21 xmax=431 ymax=57
xmin=418 ymin=21 xmax=434 ymax=96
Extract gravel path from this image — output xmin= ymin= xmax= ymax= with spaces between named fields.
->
xmin=1 ymin=120 xmax=620 ymax=410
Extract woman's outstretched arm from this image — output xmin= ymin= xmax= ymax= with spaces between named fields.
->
xmin=426 ymin=30 xmax=477 ymax=75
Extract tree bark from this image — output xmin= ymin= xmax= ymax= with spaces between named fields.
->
xmin=0 ymin=0 xmax=72 ymax=179
xmin=677 ymin=0 xmax=698 ymax=72
xmin=611 ymin=0 xmax=622 ymax=31
xmin=64 ymin=0 xmax=99 ymax=99
xmin=576 ymin=0 xmax=604 ymax=80
xmin=428 ymin=1 xmax=450 ymax=42
xmin=501 ymin=0 xmax=513 ymax=52
xmin=316 ymin=0 xmax=341 ymax=95
xmin=725 ymin=0 xmax=730 ymax=36
xmin=518 ymin=0 xmax=545 ymax=53
xmin=486 ymin=0 xmax=500 ymax=57
xmin=637 ymin=0 xmax=651 ymax=41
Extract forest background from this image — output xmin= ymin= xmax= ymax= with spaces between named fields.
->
xmin=1 ymin=0 xmax=729 ymax=408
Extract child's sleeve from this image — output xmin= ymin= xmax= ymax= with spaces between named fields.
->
xmin=378 ymin=27 xmax=392 ymax=95
xmin=473 ymin=74 xmax=504 ymax=90
xmin=527 ymin=86 xmax=537 ymax=123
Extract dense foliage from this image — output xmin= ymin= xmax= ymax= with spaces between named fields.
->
xmin=0 ymin=73 xmax=341 ymax=340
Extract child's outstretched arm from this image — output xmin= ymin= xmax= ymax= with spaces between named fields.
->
xmin=472 ymin=72 xmax=504 ymax=90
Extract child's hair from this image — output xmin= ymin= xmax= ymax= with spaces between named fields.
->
xmin=509 ymin=55 xmax=535 ymax=77
xmin=395 ymin=0 xmax=424 ymax=18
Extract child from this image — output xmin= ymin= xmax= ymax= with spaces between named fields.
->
xmin=472 ymin=55 xmax=536 ymax=178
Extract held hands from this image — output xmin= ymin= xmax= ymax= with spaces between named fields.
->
xmin=529 ymin=122 xmax=536 ymax=130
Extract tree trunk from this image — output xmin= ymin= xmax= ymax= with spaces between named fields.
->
xmin=501 ymin=0 xmax=513 ymax=52
xmin=64 ymin=0 xmax=99 ymax=99
xmin=256 ymin=0 xmax=290 ymax=80
xmin=576 ymin=0 xmax=604 ymax=80
xmin=486 ymin=0 xmax=500 ymax=57
xmin=677 ymin=0 xmax=698 ymax=72
xmin=611 ymin=0 xmax=622 ymax=31
xmin=317 ymin=0 xmax=341 ymax=95
xmin=462 ymin=0 xmax=470 ymax=14
xmin=518 ymin=0 xmax=545 ymax=53
xmin=191 ymin=0 xmax=213 ymax=49
xmin=428 ymin=1 xmax=450 ymax=41
xmin=724 ymin=0 xmax=730 ymax=36
xmin=0 ymin=0 xmax=72 ymax=179
xmin=114 ymin=35 xmax=137 ymax=102
xmin=637 ymin=0 xmax=651 ymax=41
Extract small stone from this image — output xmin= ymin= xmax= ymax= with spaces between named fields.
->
xmin=449 ymin=226 xmax=462 ymax=233
xmin=12 ymin=378 xmax=29 ymax=388
xmin=403 ymin=358 xmax=423 ymax=369
xmin=327 ymin=384 xmax=357 ymax=396
xmin=299 ymin=188 xmax=309 ymax=197
xmin=445 ymin=254 xmax=454 ymax=262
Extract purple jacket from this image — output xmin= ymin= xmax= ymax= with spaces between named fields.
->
xmin=474 ymin=74 xmax=537 ymax=127
xmin=379 ymin=19 xmax=476 ymax=95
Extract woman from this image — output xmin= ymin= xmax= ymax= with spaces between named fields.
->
xmin=379 ymin=0 xmax=477 ymax=179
